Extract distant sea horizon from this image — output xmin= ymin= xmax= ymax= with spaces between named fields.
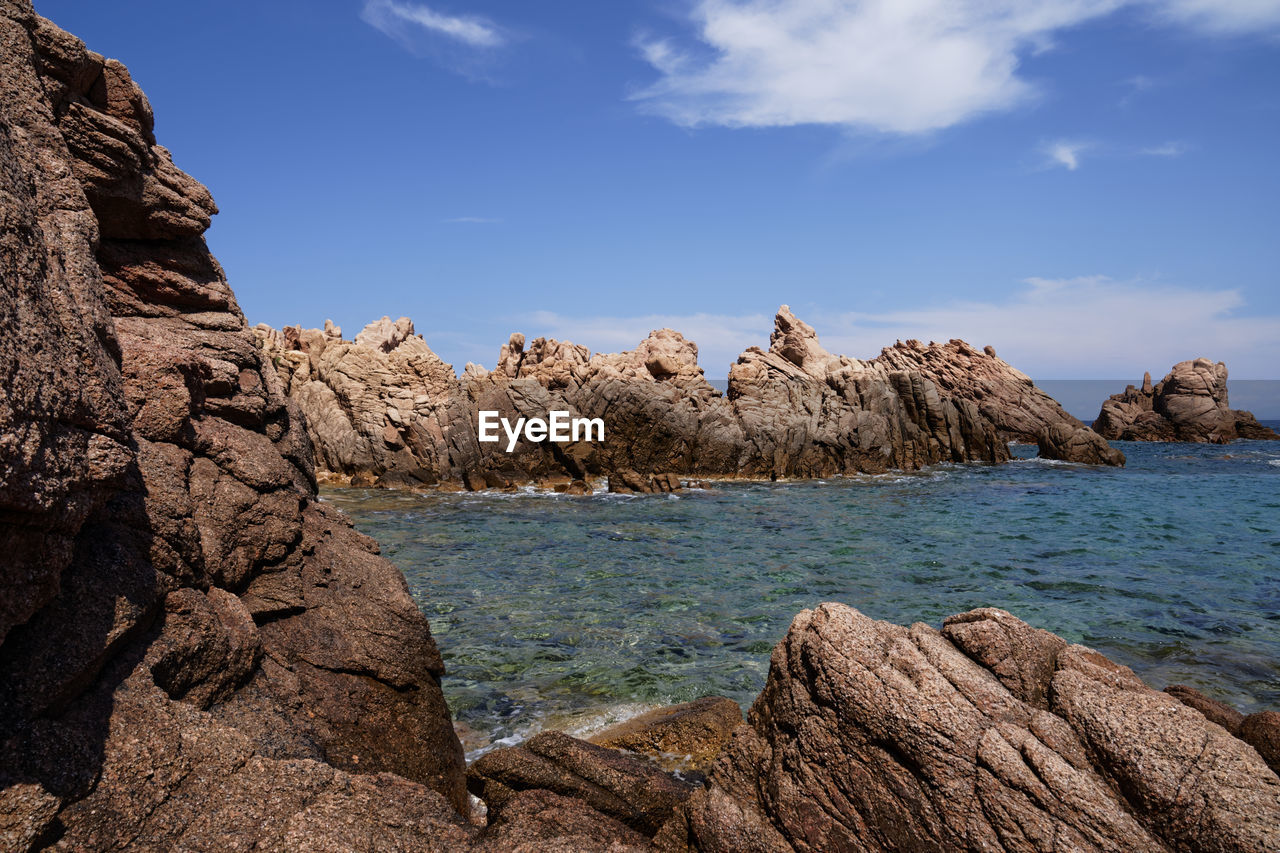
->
xmin=702 ymin=379 xmax=1280 ymax=421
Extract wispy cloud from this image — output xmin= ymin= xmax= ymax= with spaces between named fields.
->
xmin=634 ymin=0 xmax=1280 ymax=135
xmin=518 ymin=278 xmax=1280 ymax=378
xmin=442 ymin=216 xmax=502 ymax=224
xmin=1118 ymin=73 xmax=1156 ymax=107
xmin=1044 ymin=139 xmax=1089 ymax=170
xmin=362 ymin=0 xmax=505 ymax=48
xmin=1140 ymin=141 xmax=1188 ymax=157
xmin=1151 ymin=0 xmax=1280 ymax=35
xmin=818 ymin=276 xmax=1280 ymax=377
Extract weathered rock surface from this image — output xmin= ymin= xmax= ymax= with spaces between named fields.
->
xmin=663 ymin=604 xmax=1280 ymax=852
xmin=1241 ymin=712 xmax=1280 ymax=776
xmin=590 ymin=697 xmax=744 ymax=776
xmin=876 ymin=339 xmax=1123 ymax=465
xmin=1165 ymin=683 xmax=1247 ymax=735
xmin=469 ymin=731 xmax=697 ymax=838
xmin=0 ymin=5 xmax=467 ymax=849
xmin=259 ymin=306 xmax=1122 ymax=487
xmin=1094 ymin=360 xmax=1279 ymax=443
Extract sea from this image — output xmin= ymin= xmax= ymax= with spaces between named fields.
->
xmin=323 ymin=425 xmax=1280 ymax=757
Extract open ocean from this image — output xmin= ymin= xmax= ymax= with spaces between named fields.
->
xmin=324 ymin=429 xmax=1280 ymax=755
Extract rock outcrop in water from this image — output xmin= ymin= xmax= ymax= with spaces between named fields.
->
xmin=1093 ymin=359 xmax=1279 ymax=443
xmin=0 ymin=6 xmax=467 ymax=848
xmin=257 ymin=308 xmax=1123 ymax=487
xmin=875 ymin=339 xmax=1126 ymax=465
xmin=659 ymin=604 xmax=1280 ymax=852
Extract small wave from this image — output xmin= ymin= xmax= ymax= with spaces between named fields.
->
xmin=1270 ymin=459 xmax=1280 ymax=468
xmin=460 ymin=700 xmax=663 ymax=764
xmin=1012 ymin=457 xmax=1081 ymax=468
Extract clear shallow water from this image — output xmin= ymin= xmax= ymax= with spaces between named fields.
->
xmin=324 ymin=436 xmax=1280 ymax=752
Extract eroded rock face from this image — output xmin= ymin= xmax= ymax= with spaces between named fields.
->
xmin=259 ymin=306 xmax=1122 ymax=487
xmin=665 ymin=604 xmax=1280 ymax=852
xmin=1094 ymin=360 xmax=1279 ymax=443
xmin=0 ymin=6 xmax=465 ymax=849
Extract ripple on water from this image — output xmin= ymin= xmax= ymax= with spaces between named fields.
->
xmin=326 ymin=439 xmax=1280 ymax=749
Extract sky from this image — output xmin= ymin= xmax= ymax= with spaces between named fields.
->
xmin=34 ymin=0 xmax=1280 ymax=378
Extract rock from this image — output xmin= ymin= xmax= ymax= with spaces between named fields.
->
xmin=672 ymin=603 xmax=1280 ymax=852
xmin=1241 ymin=712 xmax=1280 ymax=775
xmin=876 ymin=335 xmax=1123 ymax=465
xmin=0 ymin=6 xmax=467 ymax=847
xmin=1094 ymin=359 xmax=1279 ymax=443
xmin=1164 ymin=684 xmax=1246 ymax=735
xmin=353 ymin=315 xmax=416 ymax=353
xmin=589 ymin=696 xmax=743 ymax=775
xmin=553 ymin=479 xmax=591 ymax=495
xmin=476 ymin=789 xmax=650 ymax=852
xmin=609 ymin=469 xmax=653 ymax=494
xmin=468 ymin=731 xmax=697 ymax=837
xmin=1037 ymin=421 xmax=1127 ymax=466
xmin=259 ymin=303 xmax=1124 ymax=490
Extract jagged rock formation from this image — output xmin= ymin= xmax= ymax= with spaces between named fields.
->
xmin=659 ymin=604 xmax=1280 ymax=852
xmin=878 ymin=339 xmax=1126 ymax=465
xmin=0 ymin=6 xmax=468 ymax=849
xmin=1094 ymin=360 xmax=1279 ymax=443
xmin=258 ymin=308 xmax=1124 ymax=488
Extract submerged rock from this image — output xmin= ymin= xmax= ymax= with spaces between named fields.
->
xmin=590 ymin=696 xmax=744 ymax=775
xmin=1094 ymin=360 xmax=1279 ymax=443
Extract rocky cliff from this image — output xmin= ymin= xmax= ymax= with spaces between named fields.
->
xmin=0 ymin=5 xmax=467 ymax=848
xmin=1093 ymin=359 xmax=1279 ymax=443
xmin=257 ymin=309 xmax=1123 ymax=489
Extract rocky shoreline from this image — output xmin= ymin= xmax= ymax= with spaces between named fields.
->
xmin=2 ymin=6 xmax=1278 ymax=851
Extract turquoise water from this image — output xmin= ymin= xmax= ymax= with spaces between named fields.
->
xmin=323 ymin=436 xmax=1280 ymax=750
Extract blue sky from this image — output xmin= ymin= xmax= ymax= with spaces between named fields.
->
xmin=36 ymin=0 xmax=1280 ymax=378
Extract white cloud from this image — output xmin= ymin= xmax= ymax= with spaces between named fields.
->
xmin=1140 ymin=141 xmax=1188 ymax=157
xmin=516 ymin=279 xmax=1280 ymax=378
xmin=1152 ymin=0 xmax=1280 ymax=35
xmin=1044 ymin=139 xmax=1088 ymax=169
xmin=361 ymin=0 xmax=505 ymax=49
xmin=820 ymin=276 xmax=1280 ymax=378
xmin=635 ymin=0 xmax=1280 ymax=135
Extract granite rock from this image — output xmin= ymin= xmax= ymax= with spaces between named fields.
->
xmin=259 ymin=305 xmax=1123 ymax=488
xmin=0 ymin=6 xmax=466 ymax=848
xmin=666 ymin=604 xmax=1280 ymax=852
xmin=469 ymin=730 xmax=696 ymax=837
xmin=1094 ymin=360 xmax=1279 ymax=443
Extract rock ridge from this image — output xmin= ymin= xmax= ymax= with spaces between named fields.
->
xmin=257 ymin=306 xmax=1124 ymax=489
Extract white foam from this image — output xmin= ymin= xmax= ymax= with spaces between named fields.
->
xmin=460 ymin=700 xmax=665 ymax=765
